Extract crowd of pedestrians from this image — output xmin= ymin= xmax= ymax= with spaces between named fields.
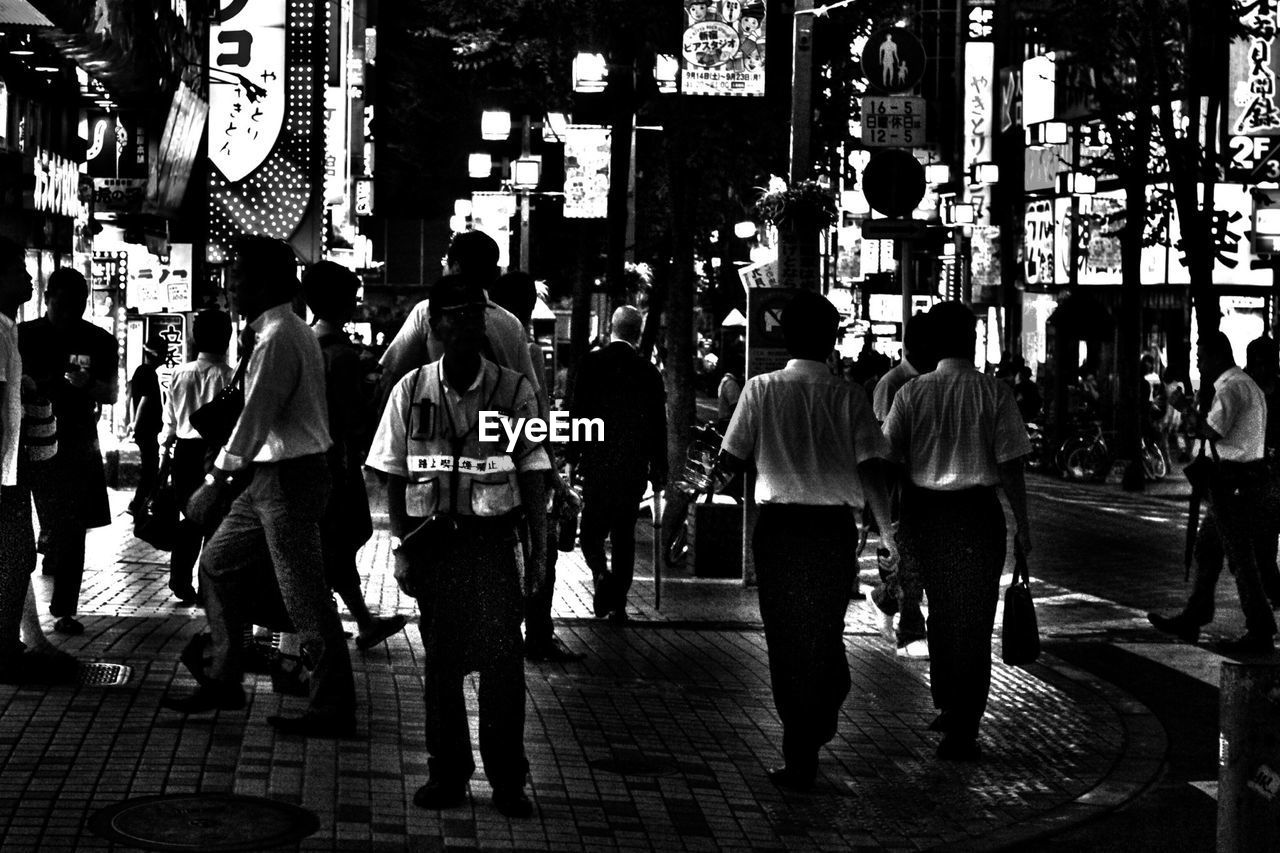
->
xmin=0 ymin=228 xmax=1053 ymax=817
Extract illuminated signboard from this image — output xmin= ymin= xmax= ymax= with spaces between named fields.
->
xmin=963 ymin=40 xmax=995 ymax=227
xmin=679 ymin=0 xmax=765 ymax=97
xmin=208 ymin=0 xmax=322 ymax=254
xmin=563 ymin=124 xmax=610 ymax=219
xmin=208 ymin=0 xmax=286 ymax=182
xmin=1023 ymin=199 xmax=1054 ymax=288
xmin=24 ymin=148 xmax=82 ymax=219
xmin=471 ymin=192 xmax=516 ymax=270
xmin=146 ymin=82 xmax=208 ymax=217
xmin=1022 ymin=55 xmax=1055 ymax=126
xmin=1230 ymin=1 xmax=1280 ymax=136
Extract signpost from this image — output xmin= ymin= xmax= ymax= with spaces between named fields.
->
xmin=860 ymin=27 xmax=926 ymax=95
xmin=861 ymin=96 xmax=926 ymax=147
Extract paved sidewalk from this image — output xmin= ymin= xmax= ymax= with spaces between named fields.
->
xmin=0 ymin=491 xmax=1164 ymax=851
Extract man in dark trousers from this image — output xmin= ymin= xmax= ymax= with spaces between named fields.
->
xmin=127 ymin=333 xmax=167 ymax=516
xmin=718 ymin=290 xmax=898 ymax=791
xmin=882 ymin=301 xmax=1032 ymax=762
xmin=19 ymin=268 xmax=118 ymax=636
xmin=366 ymin=275 xmax=549 ymax=818
xmin=162 ymin=237 xmax=356 ymax=738
xmin=569 ymin=305 xmax=667 ymax=623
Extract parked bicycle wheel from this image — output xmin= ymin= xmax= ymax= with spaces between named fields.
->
xmin=1064 ymin=441 xmax=1110 ymax=481
xmin=1142 ymin=440 xmax=1168 ymax=481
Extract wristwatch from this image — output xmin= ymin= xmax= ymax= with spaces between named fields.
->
xmin=389 ymin=535 xmax=405 ymax=554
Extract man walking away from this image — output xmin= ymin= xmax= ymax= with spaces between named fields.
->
xmin=367 ymin=275 xmax=549 ymax=818
xmin=1149 ymin=331 xmax=1275 ymax=654
xmin=19 ymin=268 xmax=118 ymax=636
xmin=718 ymin=291 xmax=898 ymax=791
xmin=882 ymin=301 xmax=1032 ymax=762
xmin=127 ymin=333 xmax=167 ymax=516
xmin=570 ymin=306 xmax=667 ymax=623
xmin=160 ymin=310 xmax=235 ymax=605
xmin=162 ymin=236 xmax=356 ymax=738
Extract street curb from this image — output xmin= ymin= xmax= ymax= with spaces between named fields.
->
xmin=943 ymin=651 xmax=1169 ymax=852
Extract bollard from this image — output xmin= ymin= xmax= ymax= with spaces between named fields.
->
xmin=1218 ymin=661 xmax=1280 ymax=851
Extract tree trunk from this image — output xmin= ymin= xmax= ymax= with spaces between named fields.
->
xmin=605 ymin=45 xmax=637 ymax=313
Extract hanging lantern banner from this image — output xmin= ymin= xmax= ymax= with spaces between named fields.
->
xmin=563 ymin=125 xmax=610 ymax=219
xmin=471 ymin=192 xmax=517 ymax=270
xmin=208 ymin=0 xmax=287 ymax=183
xmin=679 ymin=0 xmax=766 ymax=97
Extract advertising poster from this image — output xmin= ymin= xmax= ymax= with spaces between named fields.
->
xmin=679 ymin=0 xmax=766 ymax=97
xmin=1023 ymin=199 xmax=1054 ymax=288
xmin=563 ymin=125 xmax=610 ymax=219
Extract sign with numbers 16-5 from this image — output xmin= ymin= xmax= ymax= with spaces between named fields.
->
xmin=862 ymin=96 xmax=926 ymax=147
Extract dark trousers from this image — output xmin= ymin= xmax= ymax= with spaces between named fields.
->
xmin=200 ymin=454 xmax=355 ymax=718
xmin=132 ymin=433 xmax=159 ymax=510
xmin=169 ymin=437 xmax=210 ymax=595
xmin=1186 ymin=482 xmax=1279 ymax=638
xmin=31 ymin=444 xmax=108 ymax=617
xmin=524 ymin=511 xmax=558 ymax=647
xmin=422 ymin=648 xmax=528 ymax=790
xmin=0 ymin=482 xmax=35 ymax=668
xmin=580 ymin=476 xmax=646 ymax=612
xmin=754 ymin=504 xmax=859 ymax=771
xmin=900 ymin=485 xmax=1006 ymax=741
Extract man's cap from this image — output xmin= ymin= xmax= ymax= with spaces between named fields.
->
xmin=430 ymin=274 xmax=487 ymax=314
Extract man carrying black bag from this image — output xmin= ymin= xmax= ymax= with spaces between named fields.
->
xmin=366 ymin=275 xmax=549 ymax=819
xmin=160 ymin=237 xmax=356 ymax=738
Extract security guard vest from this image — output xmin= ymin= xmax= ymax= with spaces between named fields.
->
xmin=401 ymin=360 xmax=529 ymax=519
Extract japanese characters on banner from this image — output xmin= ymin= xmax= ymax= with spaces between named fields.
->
xmin=324 ymin=86 xmax=348 ymax=207
xmin=128 ymin=243 xmax=195 ymax=315
xmin=1023 ymin=199 xmax=1054 ymax=288
xmin=1053 ymin=196 xmax=1073 ymax=285
xmin=24 ymin=148 xmax=82 ymax=219
xmin=470 ymin=193 xmax=516 ymax=271
xmin=963 ymin=41 xmax=995 ymax=228
xmin=563 ymin=125 xmax=610 ymax=219
xmin=87 ymin=112 xmax=148 ymax=214
xmin=208 ymin=0 xmax=322 ymax=254
xmin=208 ymin=0 xmax=286 ymax=182
xmin=1230 ymin=0 xmax=1280 ymax=136
xmin=679 ymin=0 xmax=766 ymax=97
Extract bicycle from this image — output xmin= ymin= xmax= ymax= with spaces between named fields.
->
xmin=1055 ymin=421 xmax=1167 ymax=482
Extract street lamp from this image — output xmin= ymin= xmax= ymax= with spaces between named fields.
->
xmin=481 ymin=110 xmax=512 ymax=141
xmin=970 ymin=162 xmax=1000 ymax=184
xmin=468 ymin=153 xmax=492 ymax=178
xmin=1057 ymin=172 xmax=1096 ymax=195
xmin=925 ymin=163 xmax=952 ymax=185
xmin=1026 ymin=120 xmax=1068 ymax=148
xmin=573 ymin=52 xmax=608 ymax=93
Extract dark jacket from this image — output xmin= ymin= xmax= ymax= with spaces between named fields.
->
xmin=570 ymin=340 xmax=667 ymax=484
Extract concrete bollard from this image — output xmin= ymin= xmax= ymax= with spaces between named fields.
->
xmin=1219 ymin=661 xmax=1280 ymax=851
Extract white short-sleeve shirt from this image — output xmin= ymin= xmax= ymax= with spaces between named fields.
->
xmin=1203 ymin=366 xmax=1266 ymax=462
xmin=0 ymin=314 xmax=20 ymax=487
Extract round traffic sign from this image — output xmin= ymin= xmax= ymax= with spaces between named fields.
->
xmin=861 ymin=149 xmax=926 ymax=217
xmin=861 ymin=27 xmax=926 ymax=94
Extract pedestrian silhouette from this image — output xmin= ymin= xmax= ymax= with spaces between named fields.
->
xmin=879 ymin=35 xmax=899 ymax=88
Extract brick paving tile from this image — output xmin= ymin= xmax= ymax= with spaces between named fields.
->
xmin=0 ymin=491 xmax=1161 ymax=850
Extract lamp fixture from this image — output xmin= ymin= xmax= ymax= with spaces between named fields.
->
xmin=480 ymin=110 xmax=511 ymax=141
xmin=733 ymin=221 xmax=757 ymax=239
xmin=543 ymin=112 xmax=569 ymax=143
xmin=970 ymin=162 xmax=1000 ymax=184
xmin=512 ymin=156 xmax=542 ymax=191
xmin=454 ymin=198 xmax=473 ymax=217
xmin=1026 ymin=120 xmax=1069 ymax=148
xmin=468 ymin=153 xmax=492 ymax=179
xmin=573 ymin=52 xmax=608 ymax=93
xmin=925 ymin=163 xmax=952 ymax=185
xmin=655 ymin=54 xmax=678 ymax=94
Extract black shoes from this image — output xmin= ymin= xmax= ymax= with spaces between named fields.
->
xmin=1218 ymin=633 xmax=1276 ymax=656
xmin=525 ymin=636 xmax=585 ymax=663
xmin=355 ymin=614 xmax=408 ymax=651
xmin=492 ymin=788 xmax=533 ymax=818
xmin=929 ymin=711 xmax=954 ymax=733
xmin=171 ymin=587 xmax=199 ymax=606
xmin=767 ymin=765 xmax=816 ymax=792
xmin=592 ymin=574 xmax=613 ymax=618
xmin=936 ymin=735 xmax=982 ymax=762
xmin=1147 ymin=612 xmax=1200 ymax=643
xmin=606 ymin=609 xmax=630 ymax=625
xmin=412 ymin=780 xmax=466 ymax=810
xmin=159 ymin=682 xmax=246 ymax=714
xmin=267 ymin=712 xmax=357 ymax=738
xmin=53 ymin=617 xmax=84 ymax=636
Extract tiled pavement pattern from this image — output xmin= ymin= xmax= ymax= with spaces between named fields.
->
xmin=0 ymin=489 xmax=1163 ymax=851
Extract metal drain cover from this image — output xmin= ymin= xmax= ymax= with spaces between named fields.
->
xmin=89 ymin=793 xmax=319 ymax=851
xmin=78 ymin=663 xmax=132 ymax=687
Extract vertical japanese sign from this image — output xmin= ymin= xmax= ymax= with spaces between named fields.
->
xmin=679 ymin=0 xmax=766 ymax=97
xmin=1230 ymin=0 xmax=1280 ymax=136
xmin=470 ymin=193 xmax=516 ymax=271
xmin=963 ymin=44 xmax=995 ymax=227
xmin=208 ymin=0 xmax=323 ymax=255
xmin=208 ymin=0 xmax=286 ymax=182
xmin=563 ymin=125 xmax=610 ymax=219
xmin=1023 ymin=199 xmax=1055 ymax=288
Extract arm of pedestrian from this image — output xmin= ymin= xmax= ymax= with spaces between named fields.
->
xmin=518 ymin=470 xmax=548 ymax=598
xmin=857 ymin=458 xmax=899 ymax=562
xmin=998 ymin=458 xmax=1033 ymax=556
xmin=386 ymin=475 xmax=420 ymax=598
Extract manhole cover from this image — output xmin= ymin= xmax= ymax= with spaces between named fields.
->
xmin=89 ymin=793 xmax=318 ymax=851
xmin=79 ymin=663 xmax=132 ymax=687
xmin=588 ymin=755 xmax=679 ymax=777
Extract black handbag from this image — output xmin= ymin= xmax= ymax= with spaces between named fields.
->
xmin=190 ymin=357 xmax=247 ymax=447
xmin=134 ymin=449 xmax=178 ymax=551
xmin=1001 ymin=541 xmax=1041 ymax=665
xmin=1185 ymin=440 xmax=1269 ymax=495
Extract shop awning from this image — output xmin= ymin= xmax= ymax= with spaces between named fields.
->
xmin=0 ymin=0 xmax=52 ymax=26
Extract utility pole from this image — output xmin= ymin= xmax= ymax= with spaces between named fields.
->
xmin=789 ymin=0 xmax=814 ymax=182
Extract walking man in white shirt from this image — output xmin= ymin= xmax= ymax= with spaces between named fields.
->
xmin=719 ymin=291 xmax=898 ymax=791
xmin=162 ymin=237 xmax=356 ymax=737
xmin=882 ymin=301 xmax=1032 ymax=761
